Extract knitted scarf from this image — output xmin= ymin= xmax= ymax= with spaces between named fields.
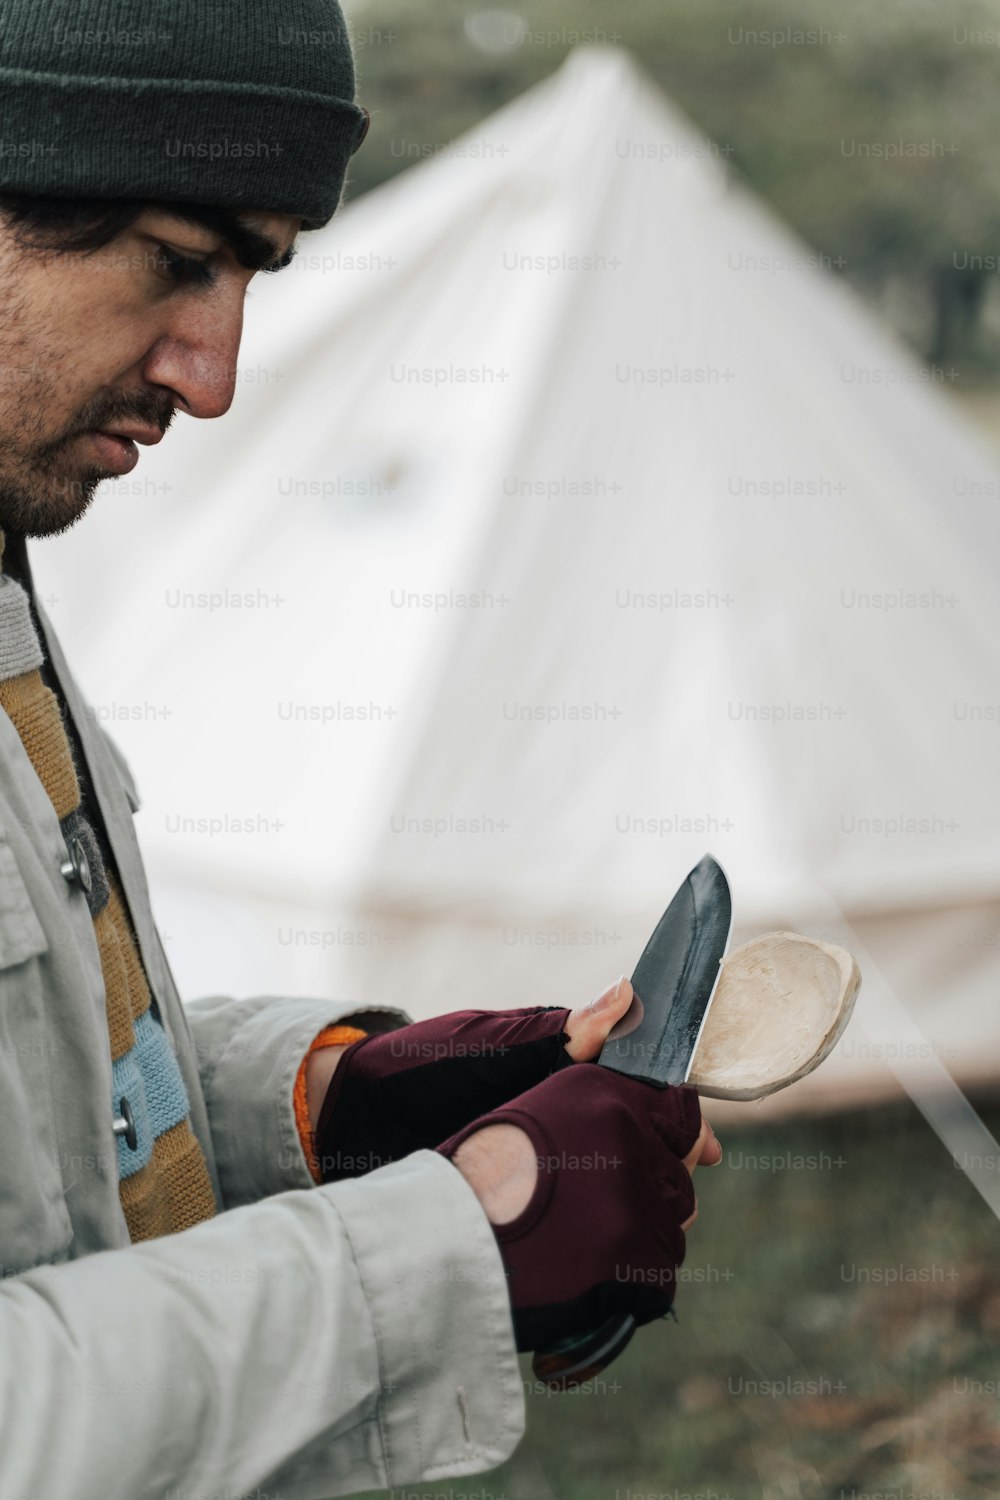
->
xmin=0 ymin=531 xmax=218 ymax=1241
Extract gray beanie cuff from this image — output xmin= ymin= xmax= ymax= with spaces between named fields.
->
xmin=0 ymin=65 xmax=369 ymax=229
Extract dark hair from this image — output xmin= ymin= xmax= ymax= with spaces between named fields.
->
xmin=0 ymin=191 xmax=289 ymax=270
xmin=0 ymin=192 xmax=169 ymax=253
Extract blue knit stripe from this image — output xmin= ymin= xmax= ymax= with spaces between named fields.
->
xmin=111 ymin=1008 xmax=192 ymax=1182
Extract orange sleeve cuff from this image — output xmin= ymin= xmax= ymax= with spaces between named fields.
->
xmin=294 ymin=1024 xmax=368 ymax=1184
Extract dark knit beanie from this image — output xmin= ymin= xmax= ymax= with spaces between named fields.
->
xmin=0 ymin=0 xmax=370 ymax=230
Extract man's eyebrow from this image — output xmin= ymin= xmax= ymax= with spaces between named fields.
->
xmin=155 ymin=206 xmax=298 ymax=272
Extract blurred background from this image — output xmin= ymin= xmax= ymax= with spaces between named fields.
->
xmin=30 ymin=1 xmax=1000 ymax=1495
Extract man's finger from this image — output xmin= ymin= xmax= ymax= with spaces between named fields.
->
xmin=683 ymin=1118 xmax=722 ymax=1173
xmin=698 ymin=1122 xmax=723 ymax=1167
xmin=561 ymin=976 xmax=634 ymax=1060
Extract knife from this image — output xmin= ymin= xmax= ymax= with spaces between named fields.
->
xmin=531 ymin=853 xmax=733 ymax=1390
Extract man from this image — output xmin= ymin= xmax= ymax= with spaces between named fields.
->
xmin=0 ymin=3 xmax=721 ymax=1496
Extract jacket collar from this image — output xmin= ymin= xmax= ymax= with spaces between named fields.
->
xmin=8 ymin=531 xmax=172 ymax=1032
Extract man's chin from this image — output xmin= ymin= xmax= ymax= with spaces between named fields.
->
xmin=0 ymin=474 xmax=99 ymax=541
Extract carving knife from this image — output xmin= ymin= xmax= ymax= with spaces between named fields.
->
xmin=532 ymin=853 xmax=733 ymax=1389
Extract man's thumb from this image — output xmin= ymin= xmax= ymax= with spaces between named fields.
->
xmin=562 ymin=976 xmax=635 ymax=1061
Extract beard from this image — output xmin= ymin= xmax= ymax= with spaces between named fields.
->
xmin=0 ymin=447 xmax=105 ymax=539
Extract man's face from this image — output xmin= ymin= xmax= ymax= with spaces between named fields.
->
xmin=0 ymin=204 xmax=300 ymax=538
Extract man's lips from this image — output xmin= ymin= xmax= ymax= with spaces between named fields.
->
xmin=72 ymin=423 xmax=165 ymax=476
xmin=80 ymin=431 xmax=141 ymax=475
xmin=96 ymin=424 xmax=164 ymax=447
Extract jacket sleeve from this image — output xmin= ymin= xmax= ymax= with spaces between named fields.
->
xmin=183 ymin=992 xmax=411 ymax=1209
xmin=0 ymin=1149 xmax=525 ymax=1500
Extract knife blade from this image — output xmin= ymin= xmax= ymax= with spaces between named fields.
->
xmin=600 ymin=853 xmax=733 ymax=1086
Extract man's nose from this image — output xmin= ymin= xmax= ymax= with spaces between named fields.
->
xmin=140 ymin=302 xmax=246 ymax=420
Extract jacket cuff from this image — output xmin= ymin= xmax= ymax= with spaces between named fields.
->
xmin=187 ymin=994 xmax=408 ymax=1208
xmin=325 ymin=1149 xmax=525 ymax=1484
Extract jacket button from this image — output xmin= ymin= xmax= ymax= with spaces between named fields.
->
xmin=112 ymin=1096 xmax=138 ymax=1151
xmin=60 ymin=835 xmax=92 ymax=894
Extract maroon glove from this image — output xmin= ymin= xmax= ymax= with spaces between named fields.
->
xmin=314 ymin=1006 xmax=573 ymax=1183
xmin=436 ymin=1063 xmax=702 ymax=1352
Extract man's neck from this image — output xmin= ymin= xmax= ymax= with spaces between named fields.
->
xmin=2 ymin=532 xmax=32 ymax=591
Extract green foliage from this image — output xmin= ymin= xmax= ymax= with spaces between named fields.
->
xmin=342 ymin=0 xmax=1000 ymax=366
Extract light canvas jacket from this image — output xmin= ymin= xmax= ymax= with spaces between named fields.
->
xmin=0 ymin=543 xmax=525 ymax=1499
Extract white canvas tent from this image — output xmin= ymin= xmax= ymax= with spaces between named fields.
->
xmin=31 ymin=47 xmax=1000 ymax=1121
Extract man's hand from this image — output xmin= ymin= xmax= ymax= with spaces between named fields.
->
xmin=454 ymin=1103 xmax=721 ymax=1229
xmin=438 ymin=1064 xmax=721 ymax=1352
xmin=306 ymin=976 xmax=637 ymax=1131
xmin=311 ymin=977 xmax=638 ymax=1181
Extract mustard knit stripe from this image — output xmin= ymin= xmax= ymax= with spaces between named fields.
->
xmin=107 ymin=876 xmax=154 ymax=1026
xmin=93 ymin=904 xmax=135 ymax=1063
xmin=0 ymin=670 xmax=80 ymax=818
xmin=118 ymin=1119 xmax=219 ymax=1243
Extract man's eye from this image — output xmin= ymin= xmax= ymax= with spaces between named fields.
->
xmin=154 ymin=245 xmax=217 ymax=287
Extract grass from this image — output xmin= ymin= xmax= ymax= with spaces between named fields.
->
xmin=343 ymin=1092 xmax=1000 ymax=1500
